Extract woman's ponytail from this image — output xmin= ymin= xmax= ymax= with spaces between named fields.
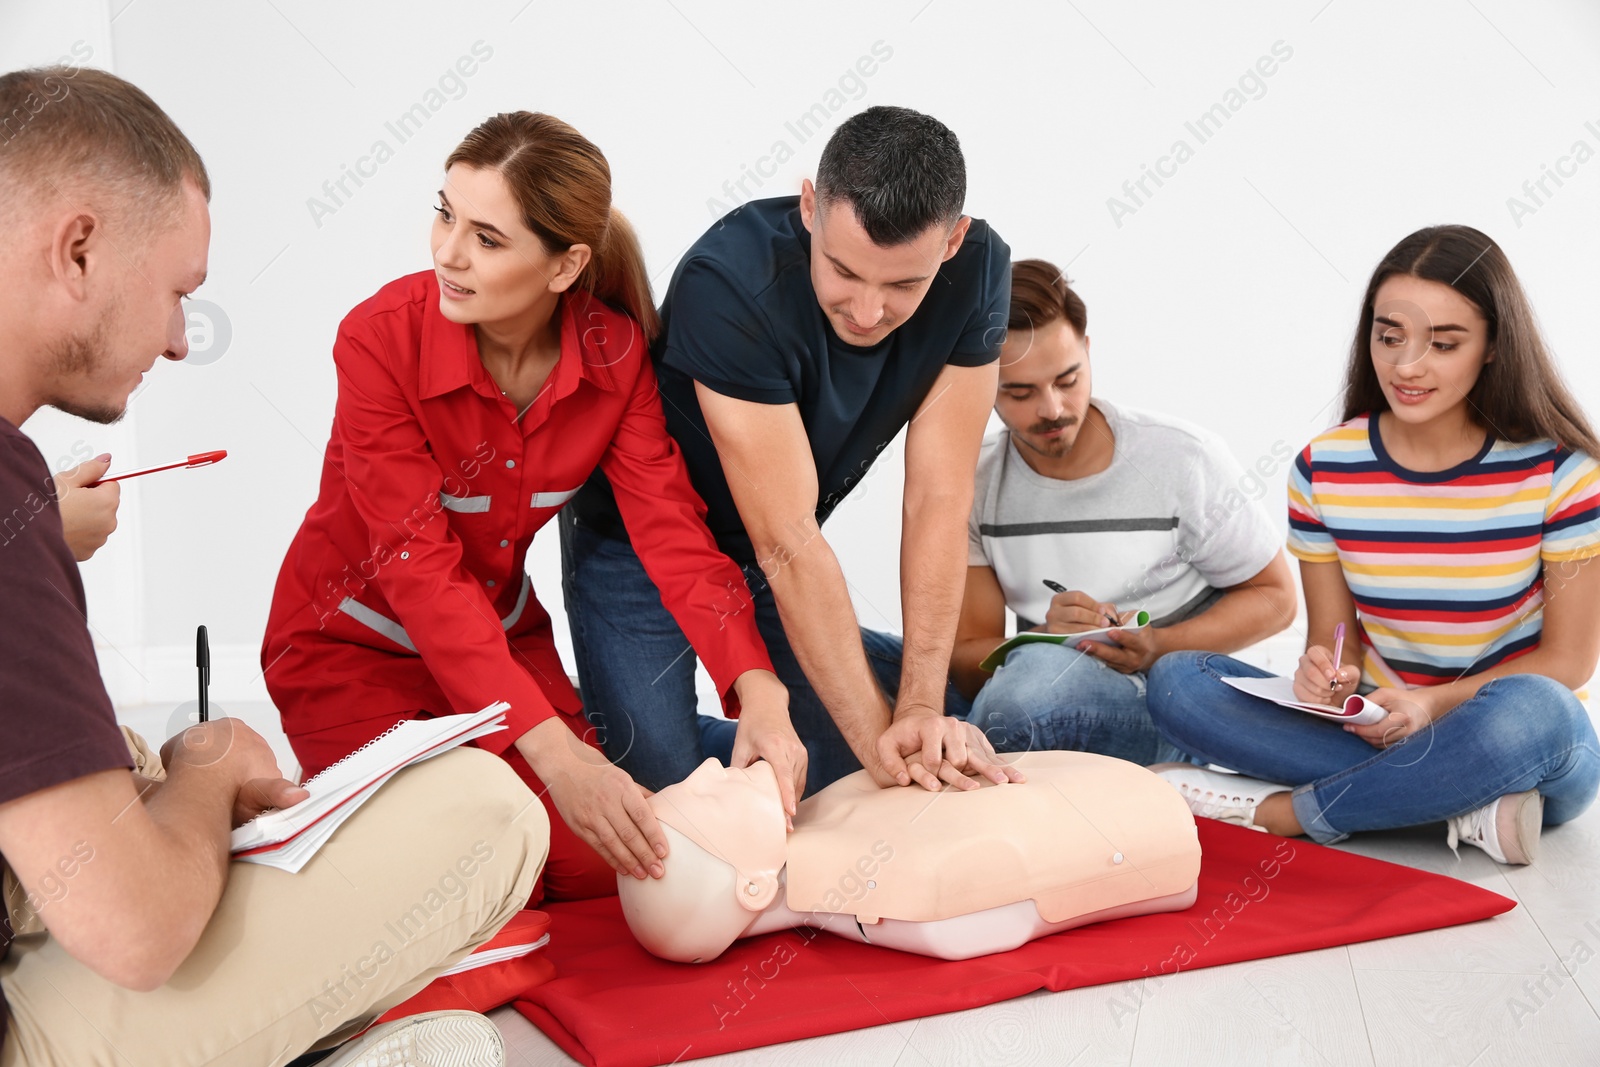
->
xmin=589 ymin=206 xmax=660 ymax=341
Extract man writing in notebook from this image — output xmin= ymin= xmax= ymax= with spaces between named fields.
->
xmin=863 ymin=259 xmax=1297 ymax=763
xmin=0 ymin=66 xmax=545 ymax=1066
xmin=564 ymin=106 xmax=1022 ymax=797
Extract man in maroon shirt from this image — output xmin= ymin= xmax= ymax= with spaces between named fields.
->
xmin=0 ymin=66 xmax=544 ymax=1065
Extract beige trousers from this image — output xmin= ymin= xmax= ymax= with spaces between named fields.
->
xmin=1 ymin=745 xmax=549 ymax=1067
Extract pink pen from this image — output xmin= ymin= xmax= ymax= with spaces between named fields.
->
xmin=1330 ymin=622 xmax=1346 ymax=692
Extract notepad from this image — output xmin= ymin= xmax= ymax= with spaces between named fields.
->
xmin=230 ymin=702 xmax=510 ymax=873
xmin=978 ymin=611 xmax=1152 ymax=672
xmin=1219 ymin=676 xmax=1386 ymax=725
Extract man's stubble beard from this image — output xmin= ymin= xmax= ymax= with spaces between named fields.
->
xmin=43 ymin=299 xmax=126 ymax=425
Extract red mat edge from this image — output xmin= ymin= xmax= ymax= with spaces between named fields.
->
xmin=514 ymin=999 xmax=599 ymax=1067
xmin=513 ymin=821 xmax=1517 ymax=1066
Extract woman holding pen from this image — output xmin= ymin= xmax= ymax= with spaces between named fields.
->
xmin=261 ymin=113 xmax=804 ymax=903
xmin=1145 ymin=225 xmax=1600 ymax=865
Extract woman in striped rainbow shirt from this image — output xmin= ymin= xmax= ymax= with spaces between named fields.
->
xmin=1145 ymin=224 xmax=1600 ymax=865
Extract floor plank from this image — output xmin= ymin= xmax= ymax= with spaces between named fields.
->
xmin=1357 ymin=968 xmax=1600 ymax=1067
xmin=1496 ymin=801 xmax=1600 ymax=1020
xmin=1129 ymin=948 xmax=1375 ymax=1067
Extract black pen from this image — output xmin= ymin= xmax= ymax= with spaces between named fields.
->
xmin=1043 ymin=579 xmax=1117 ymax=628
xmin=196 ymin=624 xmax=210 ymax=724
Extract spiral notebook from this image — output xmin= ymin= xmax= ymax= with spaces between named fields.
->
xmin=230 ymin=702 xmax=510 ymax=873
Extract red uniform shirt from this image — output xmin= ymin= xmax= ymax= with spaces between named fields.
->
xmin=263 ymin=272 xmax=771 ymax=753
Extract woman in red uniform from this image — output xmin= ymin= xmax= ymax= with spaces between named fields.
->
xmin=262 ymin=112 xmax=803 ymax=903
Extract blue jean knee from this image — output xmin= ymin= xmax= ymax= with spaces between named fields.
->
xmin=968 ymin=643 xmax=1191 ymax=764
xmin=1454 ymin=673 xmax=1600 ymax=827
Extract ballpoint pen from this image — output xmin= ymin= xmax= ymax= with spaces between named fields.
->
xmin=197 ymin=624 xmax=210 ymax=723
xmin=1330 ymin=621 xmax=1346 ymax=693
xmin=90 ymin=450 xmax=227 ymax=486
xmin=1043 ymin=579 xmax=1117 ymax=628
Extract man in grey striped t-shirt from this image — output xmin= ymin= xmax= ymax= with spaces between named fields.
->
xmin=861 ymin=259 xmax=1296 ymax=763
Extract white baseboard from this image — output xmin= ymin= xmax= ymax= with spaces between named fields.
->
xmin=97 ymin=630 xmax=1591 ymax=734
xmin=94 ymin=631 xmax=1311 ymax=715
xmin=95 ymin=641 xmax=272 ymax=708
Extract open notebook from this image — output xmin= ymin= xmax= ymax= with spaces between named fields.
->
xmin=230 ymin=703 xmax=510 ymax=873
xmin=1220 ymin=676 xmax=1386 ymax=725
xmin=978 ymin=611 xmax=1152 ymax=672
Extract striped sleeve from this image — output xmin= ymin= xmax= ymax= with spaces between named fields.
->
xmin=1542 ymin=448 xmax=1600 ymax=562
xmin=1286 ymin=445 xmax=1337 ymax=562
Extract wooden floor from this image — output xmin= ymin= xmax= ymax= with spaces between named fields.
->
xmin=118 ymin=702 xmax=1600 ymax=1067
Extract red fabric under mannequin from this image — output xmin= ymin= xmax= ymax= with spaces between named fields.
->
xmin=514 ymin=819 xmax=1516 ymax=1067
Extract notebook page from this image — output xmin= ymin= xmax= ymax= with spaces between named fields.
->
xmin=230 ymin=703 xmax=508 ymax=854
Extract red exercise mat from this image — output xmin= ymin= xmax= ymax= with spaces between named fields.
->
xmin=515 ymin=820 xmax=1514 ymax=1067
xmin=378 ymin=910 xmax=554 ymax=1022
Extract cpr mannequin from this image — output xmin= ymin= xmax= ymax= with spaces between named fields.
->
xmin=618 ymin=752 xmax=1201 ymax=963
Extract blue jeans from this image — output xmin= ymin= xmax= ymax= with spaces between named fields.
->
xmin=699 ymin=627 xmax=940 ymax=770
xmin=1145 ymin=652 xmax=1600 ymax=845
xmin=855 ymin=629 xmax=1194 ymax=766
xmin=859 ymin=627 xmax=973 ymax=718
xmin=559 ymin=511 xmax=859 ymax=795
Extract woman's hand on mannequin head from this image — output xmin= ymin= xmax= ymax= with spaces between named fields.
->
xmin=517 ymin=718 xmax=668 ymax=880
xmin=729 ymin=670 xmax=806 ymax=829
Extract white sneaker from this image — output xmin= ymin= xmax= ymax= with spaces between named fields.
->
xmin=1446 ymin=789 xmax=1543 ymax=866
xmin=1150 ymin=763 xmax=1292 ymax=832
xmin=318 ymin=1010 xmax=505 ymax=1067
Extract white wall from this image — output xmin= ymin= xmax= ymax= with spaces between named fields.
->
xmin=5 ymin=0 xmax=1598 ymax=707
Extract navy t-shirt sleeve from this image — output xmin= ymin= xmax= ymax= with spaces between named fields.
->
xmin=658 ymin=257 xmax=797 ymax=405
xmin=0 ymin=428 xmax=130 ymax=810
xmin=946 ymin=225 xmax=1012 ymax=367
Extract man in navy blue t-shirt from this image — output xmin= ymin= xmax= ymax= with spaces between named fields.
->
xmin=565 ymin=106 xmax=1022 ymax=800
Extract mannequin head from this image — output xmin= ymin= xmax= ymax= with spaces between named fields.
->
xmin=618 ymin=759 xmax=787 ymax=963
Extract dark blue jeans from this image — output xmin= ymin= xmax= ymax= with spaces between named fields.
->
xmin=1146 ymin=652 xmax=1600 ymax=844
xmin=558 ymin=511 xmax=860 ymax=795
xmin=859 ymin=627 xmax=974 ymax=719
xmin=696 ymin=625 xmax=969 ymax=774
xmin=857 ymin=628 xmax=1192 ymax=765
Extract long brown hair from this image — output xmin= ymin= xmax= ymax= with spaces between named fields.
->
xmin=1341 ymin=224 xmax=1598 ymax=456
xmin=446 ymin=112 xmax=660 ymax=340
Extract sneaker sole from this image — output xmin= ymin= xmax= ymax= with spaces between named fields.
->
xmin=1498 ymin=790 xmax=1544 ymax=866
xmin=1148 ymin=762 xmax=1221 ymax=775
xmin=322 ymin=1012 xmax=505 ymax=1067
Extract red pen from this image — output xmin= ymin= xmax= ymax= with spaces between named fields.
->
xmin=89 ymin=450 xmax=227 ymax=486
xmin=1330 ymin=621 xmax=1346 ymax=693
